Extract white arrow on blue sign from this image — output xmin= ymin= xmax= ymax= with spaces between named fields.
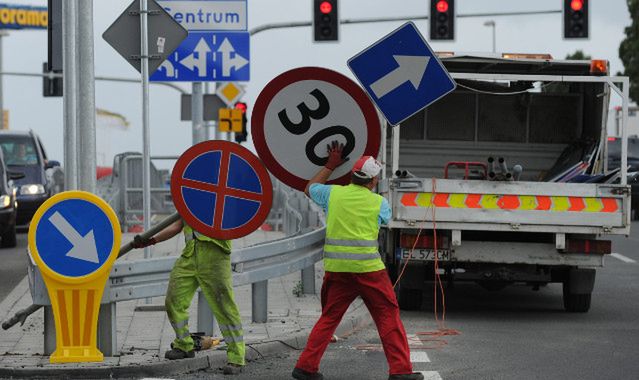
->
xmin=34 ymin=199 xmax=115 ymax=278
xmin=347 ymin=21 xmax=456 ymax=126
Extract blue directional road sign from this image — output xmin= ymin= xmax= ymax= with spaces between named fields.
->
xmin=347 ymin=21 xmax=456 ymax=126
xmin=32 ymin=197 xmax=117 ymax=278
xmin=150 ymin=32 xmax=249 ymax=82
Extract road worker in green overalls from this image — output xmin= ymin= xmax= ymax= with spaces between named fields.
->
xmin=132 ymin=219 xmax=245 ymax=375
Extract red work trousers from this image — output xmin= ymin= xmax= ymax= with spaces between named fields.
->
xmin=295 ymin=269 xmax=413 ymax=375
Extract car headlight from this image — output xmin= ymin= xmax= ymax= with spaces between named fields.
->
xmin=0 ymin=195 xmax=10 ymax=208
xmin=20 ymin=184 xmax=45 ymax=195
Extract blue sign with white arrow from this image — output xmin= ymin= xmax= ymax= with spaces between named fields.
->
xmin=34 ymin=199 xmax=115 ymax=278
xmin=347 ymin=21 xmax=456 ymax=126
xmin=150 ymin=32 xmax=249 ymax=82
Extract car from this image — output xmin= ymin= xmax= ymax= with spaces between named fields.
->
xmin=0 ymin=149 xmax=22 ymax=247
xmin=0 ymin=130 xmax=61 ymax=228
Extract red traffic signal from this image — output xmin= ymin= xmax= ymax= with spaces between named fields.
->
xmin=563 ymin=0 xmax=588 ymax=38
xmin=436 ymin=0 xmax=449 ymax=13
xmin=234 ymin=101 xmax=247 ymax=113
xmin=313 ymin=0 xmax=338 ymax=42
xmin=430 ymin=0 xmax=454 ymax=40
xmin=319 ymin=1 xmax=332 ymax=14
xmin=570 ymin=0 xmax=584 ymax=11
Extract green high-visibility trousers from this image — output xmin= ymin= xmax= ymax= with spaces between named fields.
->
xmin=165 ymin=239 xmax=245 ymax=365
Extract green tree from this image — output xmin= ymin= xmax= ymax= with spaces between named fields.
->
xmin=565 ymin=50 xmax=591 ymax=60
xmin=619 ymin=0 xmax=639 ymax=103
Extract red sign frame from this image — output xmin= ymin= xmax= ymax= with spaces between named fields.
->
xmin=171 ymin=141 xmax=273 ymax=240
xmin=252 ymin=67 xmax=381 ymax=191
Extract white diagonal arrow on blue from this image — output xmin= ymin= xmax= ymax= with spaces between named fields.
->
xmin=370 ymin=55 xmax=430 ymax=99
xmin=49 ymin=211 xmax=99 ymax=264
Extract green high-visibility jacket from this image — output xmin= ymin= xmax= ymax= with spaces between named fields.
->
xmin=182 ymin=223 xmax=232 ymax=254
xmin=323 ymin=184 xmax=386 ymax=273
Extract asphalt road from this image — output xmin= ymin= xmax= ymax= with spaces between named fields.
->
xmin=0 ymin=233 xmax=29 ymax=302
xmin=180 ymin=224 xmax=639 ymax=380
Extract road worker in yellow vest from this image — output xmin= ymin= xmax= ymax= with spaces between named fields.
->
xmin=293 ymin=141 xmax=423 ymax=380
xmin=131 ymin=219 xmax=245 ymax=375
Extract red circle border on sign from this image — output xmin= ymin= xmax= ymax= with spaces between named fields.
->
xmin=171 ymin=141 xmax=273 ymax=240
xmin=252 ymin=67 xmax=382 ymax=191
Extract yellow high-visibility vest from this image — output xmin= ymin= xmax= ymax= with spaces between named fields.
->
xmin=323 ymin=184 xmax=385 ymax=273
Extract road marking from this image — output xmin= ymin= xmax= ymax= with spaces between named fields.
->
xmin=410 ymin=351 xmax=430 ymax=362
xmin=611 ymin=253 xmax=637 ymax=263
xmin=418 ymin=371 xmax=443 ymax=380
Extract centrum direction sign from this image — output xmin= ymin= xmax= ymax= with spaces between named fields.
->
xmin=151 ymin=0 xmax=249 ymax=82
xmin=348 ymin=21 xmax=456 ymax=126
xmin=28 ymin=191 xmax=121 ymax=363
xmin=252 ymin=67 xmax=381 ymax=191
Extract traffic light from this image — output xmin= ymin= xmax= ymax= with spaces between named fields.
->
xmin=313 ymin=0 xmax=338 ymax=42
xmin=42 ymin=62 xmax=63 ymax=97
xmin=430 ymin=0 xmax=455 ymax=40
xmin=563 ymin=0 xmax=588 ymax=39
xmin=234 ymin=102 xmax=248 ymax=144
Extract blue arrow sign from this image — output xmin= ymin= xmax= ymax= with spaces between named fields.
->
xmin=34 ymin=199 xmax=115 ymax=278
xmin=347 ymin=21 xmax=456 ymax=126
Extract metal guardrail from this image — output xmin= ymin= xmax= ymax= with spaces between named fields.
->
xmin=26 ymin=181 xmax=326 ymax=356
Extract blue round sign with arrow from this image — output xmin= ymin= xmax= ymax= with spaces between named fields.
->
xmin=29 ymin=192 xmax=120 ymax=279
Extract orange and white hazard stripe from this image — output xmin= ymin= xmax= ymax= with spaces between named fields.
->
xmin=400 ymin=192 xmax=620 ymax=213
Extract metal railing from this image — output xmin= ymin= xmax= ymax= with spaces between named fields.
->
xmin=27 ymin=182 xmax=326 ymax=356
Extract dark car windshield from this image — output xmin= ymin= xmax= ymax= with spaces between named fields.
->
xmin=0 ymin=136 xmax=39 ymax=166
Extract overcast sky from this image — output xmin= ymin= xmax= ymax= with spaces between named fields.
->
xmin=1 ymin=0 xmax=633 ymax=167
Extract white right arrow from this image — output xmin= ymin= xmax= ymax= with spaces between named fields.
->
xmin=49 ymin=211 xmax=99 ymax=264
xmin=370 ymin=55 xmax=430 ymax=99
xmin=217 ymin=38 xmax=249 ymax=77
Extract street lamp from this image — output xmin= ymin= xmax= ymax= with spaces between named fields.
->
xmin=484 ymin=20 xmax=496 ymax=53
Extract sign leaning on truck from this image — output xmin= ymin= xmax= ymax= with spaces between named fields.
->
xmin=151 ymin=0 xmax=249 ymax=82
xmin=348 ymin=21 xmax=456 ymax=126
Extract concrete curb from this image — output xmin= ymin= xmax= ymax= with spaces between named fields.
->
xmin=0 ymin=299 xmax=373 ymax=379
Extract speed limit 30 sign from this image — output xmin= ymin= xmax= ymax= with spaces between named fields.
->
xmin=252 ymin=67 xmax=381 ymax=191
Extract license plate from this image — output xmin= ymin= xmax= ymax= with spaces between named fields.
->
xmin=401 ymin=249 xmax=450 ymax=261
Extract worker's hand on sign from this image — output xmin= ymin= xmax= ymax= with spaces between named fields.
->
xmin=131 ymin=235 xmax=156 ymax=249
xmin=325 ymin=140 xmax=349 ymax=170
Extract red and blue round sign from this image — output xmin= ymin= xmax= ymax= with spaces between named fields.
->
xmin=171 ymin=141 xmax=273 ymax=240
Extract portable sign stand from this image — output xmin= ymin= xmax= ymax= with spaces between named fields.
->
xmin=28 ymin=191 xmax=121 ymax=363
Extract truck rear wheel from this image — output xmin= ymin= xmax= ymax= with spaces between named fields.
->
xmin=562 ymin=268 xmax=595 ymax=313
xmin=398 ymin=287 xmax=422 ymax=311
xmin=562 ymin=288 xmax=591 ymax=313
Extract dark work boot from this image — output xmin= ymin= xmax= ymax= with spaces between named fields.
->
xmin=222 ymin=363 xmax=244 ymax=375
xmin=292 ymin=367 xmax=324 ymax=380
xmin=388 ymin=373 xmax=425 ymax=380
xmin=164 ymin=348 xmax=195 ymax=360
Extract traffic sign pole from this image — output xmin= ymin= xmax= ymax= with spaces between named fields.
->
xmin=77 ymin=0 xmax=96 ymax=193
xmin=140 ymin=0 xmax=152 ymax=259
xmin=62 ymin=0 xmax=77 ymax=190
xmin=192 ymin=82 xmax=205 ymax=144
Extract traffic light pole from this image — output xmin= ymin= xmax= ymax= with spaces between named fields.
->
xmin=249 ymin=9 xmax=562 ymax=36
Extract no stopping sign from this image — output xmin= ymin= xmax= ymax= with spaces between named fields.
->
xmin=252 ymin=67 xmax=381 ymax=191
